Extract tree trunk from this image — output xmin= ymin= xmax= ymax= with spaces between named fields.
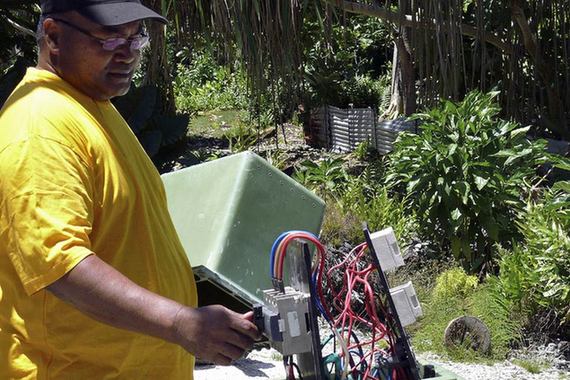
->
xmin=382 ymin=43 xmax=402 ymax=119
xmin=395 ymin=31 xmax=416 ymax=116
xmin=382 ymin=33 xmax=416 ymax=119
xmin=142 ymin=1 xmax=176 ymax=115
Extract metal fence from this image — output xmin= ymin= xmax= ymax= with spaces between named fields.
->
xmin=309 ymin=106 xmax=417 ymax=154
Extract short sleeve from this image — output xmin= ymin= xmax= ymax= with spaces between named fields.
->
xmin=0 ymin=135 xmax=95 ymax=295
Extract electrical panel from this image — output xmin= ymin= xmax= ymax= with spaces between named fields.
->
xmin=254 ymin=227 xmax=425 ymax=380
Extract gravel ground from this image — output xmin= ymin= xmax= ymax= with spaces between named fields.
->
xmin=417 ymin=352 xmax=569 ymax=380
xmin=194 ymin=347 xmax=570 ymax=380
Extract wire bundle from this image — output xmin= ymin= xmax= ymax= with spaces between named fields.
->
xmin=269 ymin=231 xmax=404 ymax=380
xmin=269 ymin=230 xmax=331 ymax=321
xmin=323 ymin=243 xmax=403 ymax=380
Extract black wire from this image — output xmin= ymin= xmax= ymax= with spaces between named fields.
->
xmin=333 ymin=332 xmax=336 ymax=353
xmin=283 ymin=356 xmax=293 ymax=380
xmin=348 ymin=329 xmax=365 ymax=361
xmin=291 ymin=362 xmax=303 ymax=380
xmin=349 ymin=349 xmax=368 ymax=376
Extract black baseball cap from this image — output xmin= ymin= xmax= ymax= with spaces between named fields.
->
xmin=40 ymin=0 xmax=167 ymax=26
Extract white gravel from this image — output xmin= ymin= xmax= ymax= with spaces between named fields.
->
xmin=417 ymin=352 xmax=569 ymax=380
xmin=194 ymin=348 xmax=570 ymax=380
xmin=194 ymin=348 xmax=284 ymax=379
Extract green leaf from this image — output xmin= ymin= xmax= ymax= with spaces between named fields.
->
xmin=553 ymin=158 xmax=570 ymax=172
xmin=509 ymin=126 xmax=530 ymax=139
xmin=456 ymin=181 xmax=471 ymax=204
xmin=492 ymin=149 xmax=516 ymax=158
xmin=552 ymin=181 xmax=570 ymax=193
xmin=448 ymin=143 xmax=458 ymax=156
xmin=504 ymin=148 xmax=533 ymax=166
xmin=474 ymin=175 xmax=490 ymax=191
xmin=407 ymin=178 xmax=420 ymax=192
xmin=463 ymin=0 xmax=474 ymax=13
xmin=451 ymin=208 xmax=462 ymax=221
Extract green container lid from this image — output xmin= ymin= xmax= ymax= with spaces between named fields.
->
xmin=161 ymin=152 xmax=325 ymax=303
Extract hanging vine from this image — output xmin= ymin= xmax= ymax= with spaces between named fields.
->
xmin=149 ymin=1 xmax=570 ymax=138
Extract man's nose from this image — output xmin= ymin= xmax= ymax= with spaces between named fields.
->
xmin=114 ymin=43 xmax=138 ymax=64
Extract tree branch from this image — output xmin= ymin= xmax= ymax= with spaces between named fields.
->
xmin=324 ymin=0 xmax=513 ymax=54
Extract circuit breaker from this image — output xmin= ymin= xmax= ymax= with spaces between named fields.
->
xmin=258 ymin=286 xmax=313 ymax=356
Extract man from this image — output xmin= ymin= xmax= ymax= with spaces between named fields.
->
xmin=0 ymin=0 xmax=259 ymax=378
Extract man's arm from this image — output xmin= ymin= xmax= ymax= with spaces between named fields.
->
xmin=47 ymin=254 xmax=259 ymax=365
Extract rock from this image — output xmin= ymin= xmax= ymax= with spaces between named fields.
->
xmin=444 ymin=316 xmax=491 ymax=355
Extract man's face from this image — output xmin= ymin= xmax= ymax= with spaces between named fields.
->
xmin=45 ymin=12 xmax=143 ymax=101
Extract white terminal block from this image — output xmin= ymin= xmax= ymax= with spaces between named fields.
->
xmin=370 ymin=227 xmax=404 ymax=272
xmin=389 ymin=281 xmax=422 ymax=327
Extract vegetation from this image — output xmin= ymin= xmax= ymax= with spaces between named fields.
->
xmin=293 ymin=157 xmax=415 ymax=247
xmin=496 ymin=184 xmax=570 ymax=336
xmin=432 ymin=268 xmax=478 ymax=302
xmin=112 ymin=85 xmax=189 ymax=158
xmin=511 ymin=358 xmax=547 ymax=374
xmin=149 ymin=0 xmax=570 ymax=139
xmin=173 ymin=48 xmax=249 ymax=114
xmin=386 ymin=91 xmax=549 ymax=273
xmin=409 ymin=267 xmax=522 ymax=361
xmin=0 ymin=1 xmax=37 ymax=74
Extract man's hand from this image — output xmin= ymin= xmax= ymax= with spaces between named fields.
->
xmin=172 ymin=305 xmax=260 ymax=365
xmin=47 ymin=255 xmax=259 ymax=366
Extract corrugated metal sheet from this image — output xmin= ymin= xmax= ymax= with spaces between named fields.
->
xmin=375 ymin=118 xmax=416 ymax=154
xmin=309 ymin=107 xmax=416 ymax=154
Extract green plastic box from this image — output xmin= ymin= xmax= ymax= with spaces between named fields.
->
xmin=161 ymin=152 xmax=325 ymax=305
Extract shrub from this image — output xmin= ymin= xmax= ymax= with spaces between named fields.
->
xmin=317 ymin=160 xmax=416 ymax=247
xmin=320 ymin=202 xmax=363 ymax=247
xmin=341 ymin=179 xmax=415 ymax=247
xmin=496 ymin=182 xmax=570 ymax=333
xmin=174 ymin=50 xmax=249 ymax=114
xmin=386 ymin=90 xmax=549 ymax=273
xmin=222 ymin=123 xmax=258 ymax=153
xmin=411 ymin=269 xmax=522 ymax=361
xmin=303 ymin=158 xmax=415 ymax=247
xmin=293 ymin=157 xmax=349 ymax=201
xmin=433 ymin=268 xmax=478 ymax=302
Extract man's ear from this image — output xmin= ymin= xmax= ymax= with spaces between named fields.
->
xmin=42 ymin=18 xmax=61 ymax=54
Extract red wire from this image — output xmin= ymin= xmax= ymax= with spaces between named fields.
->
xmin=276 ymin=234 xmax=402 ymax=379
xmin=274 ymin=232 xmax=333 ymax=322
xmin=319 ymin=241 xmax=402 ymax=379
xmin=276 ymin=233 xmax=325 ymax=279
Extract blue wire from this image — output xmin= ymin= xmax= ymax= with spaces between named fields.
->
xmin=269 ymin=230 xmax=318 ymax=277
xmin=311 ymin=270 xmax=331 ymax=322
xmin=269 ymin=231 xmax=290 ymax=277
xmin=269 ymin=231 xmax=330 ymax=325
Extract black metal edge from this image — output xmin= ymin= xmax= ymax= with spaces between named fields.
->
xmin=362 ymin=224 xmax=421 ymax=380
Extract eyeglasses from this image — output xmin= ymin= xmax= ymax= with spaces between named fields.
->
xmin=52 ymin=18 xmax=149 ymax=52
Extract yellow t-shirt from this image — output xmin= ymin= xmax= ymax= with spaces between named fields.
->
xmin=0 ymin=68 xmax=197 ymax=379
